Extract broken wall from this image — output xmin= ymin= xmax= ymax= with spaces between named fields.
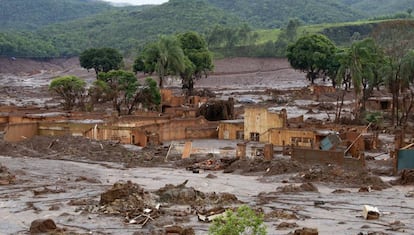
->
xmin=4 ymin=123 xmax=38 ymax=142
xmin=218 ymin=120 xmax=244 ymax=140
xmin=244 ymin=107 xmax=286 ymax=142
xmin=269 ymin=128 xmax=315 ymax=147
xmin=292 ymin=148 xmax=365 ymax=170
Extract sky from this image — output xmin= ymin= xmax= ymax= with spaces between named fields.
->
xmin=102 ymin=0 xmax=168 ymax=6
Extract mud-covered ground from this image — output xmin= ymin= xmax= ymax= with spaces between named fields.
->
xmin=1 ymin=57 xmax=414 ymax=235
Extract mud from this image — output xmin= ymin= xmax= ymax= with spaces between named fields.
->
xmin=1 ymin=57 xmax=414 ymax=235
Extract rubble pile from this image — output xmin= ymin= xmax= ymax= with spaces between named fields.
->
xmin=277 ymin=183 xmax=319 ymax=193
xmin=155 ymin=180 xmax=240 ymax=206
xmin=224 ymin=158 xmax=303 ymax=175
xmin=99 ymin=181 xmax=157 ymax=219
xmin=397 ymin=169 xmax=414 ymax=185
xmin=292 ymin=165 xmax=390 ymax=189
xmin=0 ymin=135 xmax=168 ymax=168
xmin=0 ymin=164 xmax=15 ymax=185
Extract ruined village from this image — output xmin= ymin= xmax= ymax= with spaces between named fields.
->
xmin=1 ymin=56 xmax=414 ymax=235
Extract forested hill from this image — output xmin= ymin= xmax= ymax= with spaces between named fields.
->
xmin=0 ymin=0 xmax=242 ymax=57
xmin=0 ymin=0 xmax=114 ymax=31
xmin=339 ymin=0 xmax=414 ymax=17
xmin=1 ymin=0 xmax=413 ymax=58
xmin=206 ymin=0 xmax=363 ymax=28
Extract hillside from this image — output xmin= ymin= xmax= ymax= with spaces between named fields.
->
xmin=0 ymin=0 xmax=113 ymax=31
xmin=340 ymin=0 xmax=414 ymax=17
xmin=206 ymin=0 xmax=364 ymax=28
xmin=1 ymin=0 xmax=414 ymax=58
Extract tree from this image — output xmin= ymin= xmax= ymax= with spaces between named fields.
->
xmin=371 ymin=20 xmax=414 ymax=126
xmin=336 ymin=38 xmax=385 ymax=121
xmin=205 ymin=24 xmax=258 ymax=49
xmin=286 ymin=34 xmax=337 ymax=84
xmin=49 ymin=75 xmax=86 ymax=110
xmin=79 ymin=47 xmax=123 ymax=78
xmin=134 ymin=35 xmax=186 ymax=88
xmin=209 ymin=205 xmax=266 ymax=235
xmin=98 ymin=70 xmax=139 ymax=115
xmin=137 ymin=77 xmax=161 ymax=111
xmin=178 ymin=31 xmax=214 ymax=95
xmin=396 ymin=50 xmax=414 ymax=126
xmin=274 ymin=18 xmax=301 ymax=57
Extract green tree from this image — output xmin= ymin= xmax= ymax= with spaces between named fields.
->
xmin=134 ymin=36 xmax=186 ymax=88
xmin=371 ymin=20 xmax=414 ymax=126
xmin=395 ymin=50 xmax=414 ymax=126
xmin=209 ymin=205 xmax=266 ymax=235
xmin=49 ymin=75 xmax=86 ymax=110
xmin=336 ymin=38 xmax=385 ymax=121
xmin=286 ymin=34 xmax=337 ymax=84
xmin=205 ymin=24 xmax=257 ymax=49
xmin=137 ymin=77 xmax=161 ymax=111
xmin=274 ymin=18 xmax=301 ymax=56
xmin=178 ymin=31 xmax=214 ymax=95
xmin=79 ymin=47 xmax=123 ymax=78
xmin=98 ymin=70 xmax=139 ymax=115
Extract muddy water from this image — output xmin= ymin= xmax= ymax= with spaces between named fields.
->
xmin=1 ymin=155 xmax=413 ymax=235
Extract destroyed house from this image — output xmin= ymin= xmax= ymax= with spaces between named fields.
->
xmin=243 ymin=107 xmax=287 ymax=142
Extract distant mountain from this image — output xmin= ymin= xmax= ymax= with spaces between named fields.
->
xmin=340 ymin=0 xmax=414 ymax=17
xmin=1 ymin=0 xmax=413 ymax=57
xmin=1 ymin=0 xmax=242 ymax=57
xmin=205 ymin=0 xmax=364 ymax=28
xmin=0 ymin=0 xmax=113 ymax=31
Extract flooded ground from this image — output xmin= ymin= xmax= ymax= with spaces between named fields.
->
xmin=1 ymin=57 xmax=414 ymax=234
xmin=1 ymin=154 xmax=413 ymax=235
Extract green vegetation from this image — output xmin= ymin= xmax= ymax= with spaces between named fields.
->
xmin=1 ymin=0 xmax=414 ymax=58
xmin=49 ymin=76 xmax=87 ymax=110
xmin=79 ymin=48 xmax=123 ymax=77
xmin=206 ymin=0 xmax=363 ymax=28
xmin=340 ymin=0 xmax=414 ymax=17
xmin=178 ymin=31 xmax=214 ymax=95
xmin=287 ymin=34 xmax=337 ymax=84
xmin=208 ymin=205 xmax=266 ymax=235
xmin=98 ymin=70 xmax=140 ymax=115
xmin=0 ymin=0 xmax=111 ymax=31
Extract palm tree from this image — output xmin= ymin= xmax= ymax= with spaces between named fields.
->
xmin=155 ymin=35 xmax=186 ymax=88
xmin=336 ymin=38 xmax=384 ymax=121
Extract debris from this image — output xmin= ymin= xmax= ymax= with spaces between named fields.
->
xmin=29 ymin=219 xmax=57 ymax=233
xmin=398 ymin=169 xmax=414 ymax=185
xmin=277 ymin=183 xmax=318 ymax=193
xmin=291 ymin=227 xmax=318 ymax=235
xmin=33 ymin=187 xmax=66 ymax=196
xmin=206 ymin=173 xmax=217 ymax=179
xmin=362 ymin=205 xmax=380 ymax=220
xmin=405 ymin=191 xmax=414 ymax=197
xmin=331 ymin=189 xmax=351 ymax=194
xmin=165 ymin=225 xmax=195 ymax=235
xmin=0 ymin=164 xmax=15 ymax=185
xmin=313 ymin=201 xmax=325 ymax=206
xmin=197 ymin=207 xmax=226 ymax=222
xmin=265 ymin=209 xmax=299 ymax=220
xmin=388 ymin=220 xmax=405 ymax=231
xmin=277 ymin=222 xmax=299 ymax=229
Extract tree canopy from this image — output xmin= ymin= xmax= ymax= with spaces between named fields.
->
xmin=134 ymin=35 xmax=186 ymax=88
xmin=286 ymin=34 xmax=337 ymax=84
xmin=98 ymin=70 xmax=139 ymax=115
xmin=178 ymin=31 xmax=214 ymax=94
xmin=49 ymin=75 xmax=86 ymax=110
xmin=79 ymin=48 xmax=123 ymax=77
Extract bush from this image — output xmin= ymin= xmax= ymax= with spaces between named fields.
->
xmin=208 ymin=205 xmax=267 ymax=235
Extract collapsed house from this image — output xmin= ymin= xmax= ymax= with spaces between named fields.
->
xmin=219 ymin=106 xmax=375 ymax=170
xmin=1 ymin=89 xmax=218 ymax=147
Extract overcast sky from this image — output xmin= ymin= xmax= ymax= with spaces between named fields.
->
xmin=102 ymin=0 xmax=168 ymax=5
